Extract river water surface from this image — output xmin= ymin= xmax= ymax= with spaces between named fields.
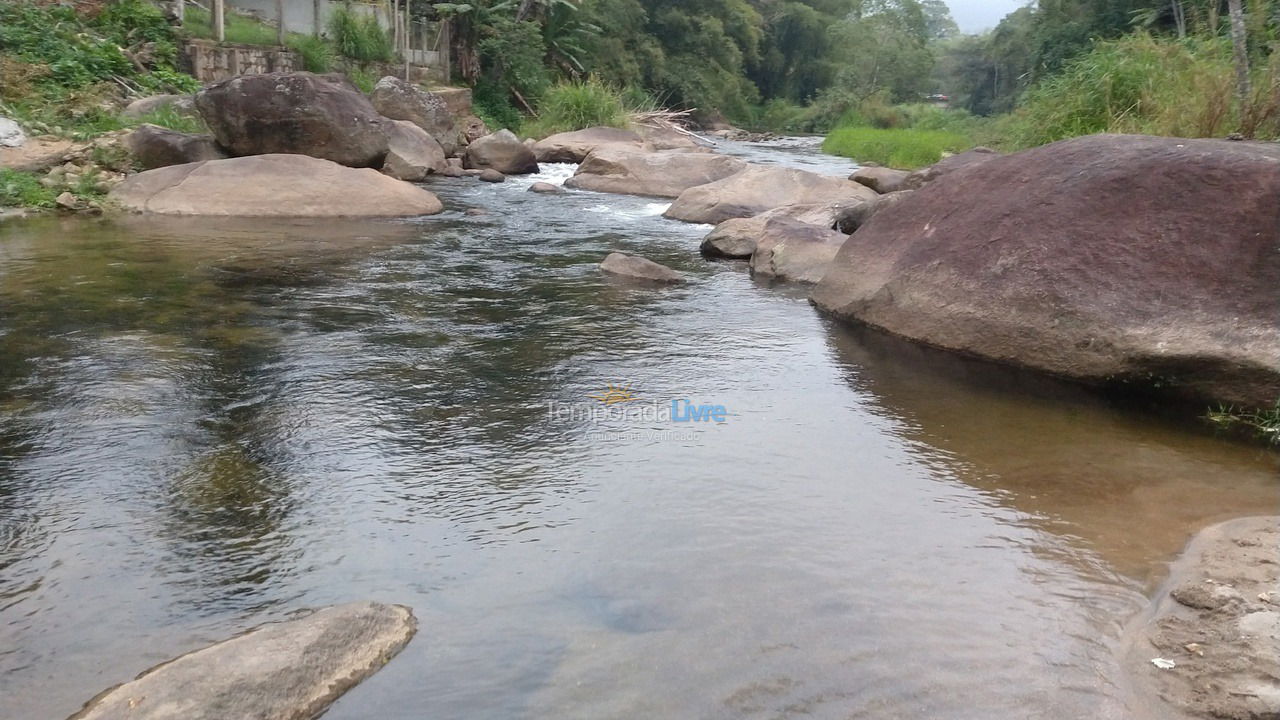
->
xmin=1 ymin=139 xmax=1277 ymax=720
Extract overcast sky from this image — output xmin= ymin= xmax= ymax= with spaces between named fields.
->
xmin=946 ymin=0 xmax=1028 ymax=33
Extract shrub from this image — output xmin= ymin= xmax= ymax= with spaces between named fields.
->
xmin=1008 ymin=34 xmax=1249 ymax=148
xmin=522 ymin=78 xmax=629 ymax=138
xmin=822 ymin=126 xmax=970 ymax=169
xmin=472 ymin=79 xmax=524 ymax=133
xmin=329 ymin=4 xmax=393 ymax=64
xmin=346 ymin=67 xmax=377 ymax=94
xmin=135 ymin=105 xmax=206 ymax=134
xmin=287 ymin=35 xmax=334 ymax=73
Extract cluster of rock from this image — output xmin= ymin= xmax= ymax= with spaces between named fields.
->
xmin=110 ymin=72 xmax=515 ymax=217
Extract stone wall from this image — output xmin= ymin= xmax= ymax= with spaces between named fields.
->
xmin=184 ymin=40 xmax=300 ymax=83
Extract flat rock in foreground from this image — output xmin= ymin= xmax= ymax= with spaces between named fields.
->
xmin=1122 ymin=517 xmax=1280 ymax=720
xmin=68 ymin=602 xmax=417 ymax=720
xmin=811 ymin=134 xmax=1280 ymax=409
xmin=110 ymin=154 xmax=443 ymax=217
xmin=665 ymin=166 xmax=877 ymax=225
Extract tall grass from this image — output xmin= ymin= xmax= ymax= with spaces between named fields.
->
xmin=1006 ymin=34 xmax=1275 ymax=148
xmin=1208 ymin=402 xmax=1280 ymax=445
xmin=328 ymin=5 xmax=393 ymax=64
xmin=522 ymin=79 xmax=631 ymax=138
xmin=822 ymin=126 xmax=971 ymax=169
xmin=184 ymin=6 xmax=281 ymax=46
xmin=287 ymin=35 xmax=334 ymax=73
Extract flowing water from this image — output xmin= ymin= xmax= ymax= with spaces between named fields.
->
xmin=1 ymin=139 xmax=1277 ymax=720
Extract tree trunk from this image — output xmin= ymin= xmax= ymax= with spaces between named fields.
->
xmin=1171 ymin=0 xmax=1185 ymax=39
xmin=1228 ymin=0 xmax=1251 ymax=134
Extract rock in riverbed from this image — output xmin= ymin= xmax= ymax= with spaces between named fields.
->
xmin=529 ymin=182 xmax=563 ymax=194
xmin=68 ymin=602 xmax=417 ymax=720
xmin=381 ymin=119 xmax=447 ymax=181
xmin=812 ymin=134 xmax=1280 ymax=409
xmin=701 ymin=204 xmax=845 ymax=259
xmin=465 ymin=129 xmax=538 ymax=175
xmin=533 ymin=127 xmax=644 ymax=163
xmin=600 ymin=252 xmax=685 ymax=284
xmin=748 ymin=218 xmax=848 ymax=284
xmin=565 ymin=145 xmax=747 ymax=198
xmin=196 ymin=72 xmax=389 ymax=168
xmin=665 ymin=166 xmax=877 ymax=225
xmin=850 ymin=166 xmax=909 ymax=193
xmin=832 ymin=190 xmax=913 ymax=234
xmin=110 ymin=154 xmax=443 ymax=217
xmin=1122 ymin=517 xmax=1280 ymax=720
xmin=369 ymin=76 xmax=458 ymax=156
xmin=126 ymin=124 xmax=227 ymax=171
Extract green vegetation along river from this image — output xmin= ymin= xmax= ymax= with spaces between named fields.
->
xmin=1 ymin=140 xmax=1278 ymax=720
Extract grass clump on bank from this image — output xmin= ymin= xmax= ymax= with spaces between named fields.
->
xmin=521 ymin=79 xmax=631 ymax=138
xmin=823 ymin=125 xmax=970 ymax=169
xmin=1208 ymin=403 xmax=1280 ymax=445
xmin=0 ymin=169 xmax=58 ymax=209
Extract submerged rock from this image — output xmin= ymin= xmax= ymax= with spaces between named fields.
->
xmin=195 ymin=72 xmax=389 ymax=168
xmin=109 ymin=154 xmax=443 ymax=217
xmin=565 ymin=146 xmax=747 ymax=198
xmin=600 ymin=252 xmax=685 ymax=284
xmin=665 ymin=166 xmax=877 ymax=225
xmin=126 ymin=124 xmax=227 ymax=171
xmin=532 ymin=127 xmax=643 ymax=163
xmin=464 ymin=129 xmax=538 ymax=175
xmin=528 ymin=182 xmax=564 ymax=194
xmin=67 ymin=602 xmax=417 ymax=720
xmin=478 ymin=168 xmax=506 ymax=183
xmin=812 ymin=134 xmax=1280 ymax=408
xmin=748 ymin=217 xmax=848 ymax=284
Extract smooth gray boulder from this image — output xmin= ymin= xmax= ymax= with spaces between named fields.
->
xmin=850 ymin=166 xmax=908 ymax=193
xmin=565 ymin=145 xmax=747 ymax=198
xmin=665 ymin=166 xmax=878 ymax=225
xmin=464 ymin=129 xmax=538 ymax=175
xmin=478 ymin=168 xmax=506 ymax=183
xmin=528 ymin=181 xmax=564 ymax=194
xmin=195 ymin=72 xmax=389 ymax=168
xmin=600 ymin=252 xmax=685 ymax=284
xmin=1 ymin=117 xmax=27 ymax=148
xmin=109 ymin=154 xmax=443 ymax=217
xmin=701 ymin=204 xmax=844 ymax=259
xmin=369 ymin=76 xmax=458 ymax=156
xmin=748 ymin=217 xmax=848 ymax=284
xmin=126 ymin=124 xmax=228 ymax=170
xmin=532 ymin=127 xmax=644 ymax=163
xmin=381 ymin=119 xmax=447 ymax=181
xmin=67 ymin=602 xmax=417 ymax=720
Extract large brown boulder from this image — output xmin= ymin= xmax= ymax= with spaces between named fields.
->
xmin=381 ymin=119 xmax=447 ymax=181
xmin=126 ymin=124 xmax=228 ymax=170
xmin=565 ymin=146 xmax=747 ymax=198
xmin=701 ymin=204 xmax=845 ymax=259
xmin=665 ymin=166 xmax=878 ymax=225
xmin=811 ymin=134 xmax=1280 ymax=409
xmin=195 ymin=72 xmax=389 ymax=168
xmin=109 ymin=154 xmax=443 ymax=217
xmin=369 ymin=76 xmax=458 ymax=156
xmin=464 ymin=129 xmax=538 ymax=175
xmin=748 ymin=218 xmax=848 ymax=284
xmin=532 ymin=127 xmax=644 ymax=163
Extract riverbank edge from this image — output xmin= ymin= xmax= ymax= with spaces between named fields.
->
xmin=1118 ymin=516 xmax=1280 ymax=720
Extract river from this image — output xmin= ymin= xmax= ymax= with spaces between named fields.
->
xmin=1 ymin=138 xmax=1277 ymax=720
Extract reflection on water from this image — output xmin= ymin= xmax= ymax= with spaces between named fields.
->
xmin=0 ymin=149 xmax=1276 ymax=720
